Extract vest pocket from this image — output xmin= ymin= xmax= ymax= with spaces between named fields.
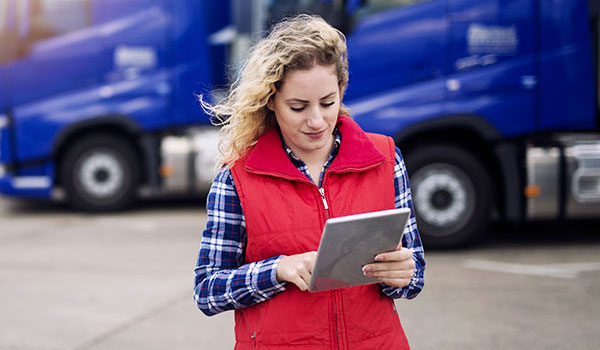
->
xmin=235 ymin=299 xmax=270 ymax=345
xmin=341 ymin=285 xmax=398 ymax=342
xmin=258 ymin=288 xmax=331 ymax=346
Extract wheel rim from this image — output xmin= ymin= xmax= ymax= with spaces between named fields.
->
xmin=412 ymin=163 xmax=475 ymax=237
xmin=78 ymin=151 xmax=124 ymax=198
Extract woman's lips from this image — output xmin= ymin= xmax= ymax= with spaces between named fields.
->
xmin=304 ymin=130 xmax=326 ymax=139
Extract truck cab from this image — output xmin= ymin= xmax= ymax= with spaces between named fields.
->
xmin=0 ymin=0 xmax=228 ymax=210
xmin=265 ymin=0 xmax=600 ymax=247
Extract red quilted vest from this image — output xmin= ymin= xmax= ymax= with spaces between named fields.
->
xmin=230 ymin=116 xmax=410 ymax=350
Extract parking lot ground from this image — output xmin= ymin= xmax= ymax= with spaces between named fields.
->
xmin=1 ymin=198 xmax=599 ymax=350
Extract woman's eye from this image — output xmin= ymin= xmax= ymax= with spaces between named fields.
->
xmin=290 ymin=106 xmax=305 ymax=112
xmin=322 ymin=102 xmax=335 ymax=107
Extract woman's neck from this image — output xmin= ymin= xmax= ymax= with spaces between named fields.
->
xmin=290 ymin=140 xmax=334 ymax=184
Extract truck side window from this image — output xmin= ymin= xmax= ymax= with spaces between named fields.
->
xmin=1 ymin=0 xmax=91 ymax=63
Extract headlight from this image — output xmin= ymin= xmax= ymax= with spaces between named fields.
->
xmin=0 ymin=115 xmax=6 ymax=162
xmin=0 ymin=114 xmax=6 ymax=161
xmin=0 ymin=114 xmax=8 ymax=129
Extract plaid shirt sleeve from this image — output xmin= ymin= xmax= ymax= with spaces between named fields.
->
xmin=380 ymin=147 xmax=426 ymax=299
xmin=193 ymin=167 xmax=286 ymax=316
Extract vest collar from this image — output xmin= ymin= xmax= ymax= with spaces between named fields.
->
xmin=244 ymin=116 xmax=386 ymax=180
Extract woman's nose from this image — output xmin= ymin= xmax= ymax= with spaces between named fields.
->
xmin=306 ymin=106 xmax=326 ymax=129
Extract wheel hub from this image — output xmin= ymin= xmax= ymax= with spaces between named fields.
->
xmin=413 ymin=166 xmax=471 ymax=229
xmin=94 ymin=169 xmax=109 ymax=182
xmin=431 ymin=189 xmax=453 ymax=209
xmin=79 ymin=152 xmax=123 ymax=198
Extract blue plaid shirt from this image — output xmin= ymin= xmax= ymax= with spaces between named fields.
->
xmin=194 ymin=130 xmax=425 ymax=316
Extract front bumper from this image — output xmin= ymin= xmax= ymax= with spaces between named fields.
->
xmin=0 ymin=171 xmax=53 ymax=198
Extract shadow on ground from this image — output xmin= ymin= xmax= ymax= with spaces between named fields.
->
xmin=478 ymin=219 xmax=600 ymax=249
xmin=2 ymin=196 xmax=598 ymax=249
xmin=0 ymin=195 xmax=207 ymax=216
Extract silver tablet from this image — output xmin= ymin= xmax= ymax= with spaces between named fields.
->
xmin=308 ymin=208 xmax=411 ymax=292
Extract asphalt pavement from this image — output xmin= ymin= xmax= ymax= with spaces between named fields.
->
xmin=1 ymin=197 xmax=599 ymax=350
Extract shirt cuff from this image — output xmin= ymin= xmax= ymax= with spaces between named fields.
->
xmin=259 ymin=255 xmax=287 ymax=293
xmin=380 ymin=268 xmax=420 ymax=299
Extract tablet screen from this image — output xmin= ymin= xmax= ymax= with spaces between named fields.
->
xmin=308 ymin=208 xmax=410 ymax=292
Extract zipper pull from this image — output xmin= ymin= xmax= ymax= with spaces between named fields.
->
xmin=319 ymin=188 xmax=329 ymax=210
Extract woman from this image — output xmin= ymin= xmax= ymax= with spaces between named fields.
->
xmin=194 ymin=14 xmax=425 ymax=349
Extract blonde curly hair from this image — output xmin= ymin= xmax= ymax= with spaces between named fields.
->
xmin=201 ymin=14 xmax=351 ymax=167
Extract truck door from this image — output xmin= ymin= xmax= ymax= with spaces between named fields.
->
xmin=344 ymin=0 xmax=446 ymax=102
xmin=3 ymin=0 xmax=98 ymax=162
xmin=446 ymin=0 xmax=537 ymax=136
xmin=93 ymin=0 xmax=171 ymax=131
xmin=167 ymin=0 xmax=230 ymax=126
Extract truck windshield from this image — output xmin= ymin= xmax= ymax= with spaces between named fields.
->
xmin=0 ymin=0 xmax=90 ymax=64
xmin=26 ymin=0 xmax=91 ymax=43
xmin=267 ymin=0 xmax=430 ymax=33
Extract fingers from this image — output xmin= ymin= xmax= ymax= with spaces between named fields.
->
xmin=276 ymin=251 xmax=317 ymax=291
xmin=362 ymin=263 xmax=414 ymax=279
xmin=292 ymin=275 xmax=310 ymax=291
xmin=363 ymin=248 xmax=416 ymax=288
xmin=374 ymin=248 xmax=413 ymax=262
xmin=297 ymin=253 xmax=317 ymax=291
xmin=293 ymin=262 xmax=313 ymax=291
xmin=362 ymin=262 xmax=414 ymax=288
xmin=305 ymin=251 xmax=317 ymax=271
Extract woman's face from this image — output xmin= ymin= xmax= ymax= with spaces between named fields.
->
xmin=267 ymin=65 xmax=340 ymax=159
xmin=268 ymin=64 xmax=340 ymax=160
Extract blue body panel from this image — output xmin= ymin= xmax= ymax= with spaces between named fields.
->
xmin=349 ymin=0 xmax=596 ymax=138
xmin=345 ymin=0 xmax=447 ymax=101
xmin=536 ymin=0 xmax=596 ymax=130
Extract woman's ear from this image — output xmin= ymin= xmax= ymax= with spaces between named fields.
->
xmin=266 ymin=98 xmax=274 ymax=112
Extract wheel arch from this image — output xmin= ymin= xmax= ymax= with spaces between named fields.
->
xmin=394 ymin=115 xmax=505 ymax=217
xmin=52 ymin=116 xmax=144 ymax=186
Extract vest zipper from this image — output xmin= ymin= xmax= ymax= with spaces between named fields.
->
xmin=319 ymin=187 xmax=329 ymax=211
xmin=251 ymin=331 xmax=256 ymax=349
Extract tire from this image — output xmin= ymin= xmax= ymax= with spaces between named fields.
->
xmin=404 ymin=144 xmax=493 ymax=248
xmin=60 ymin=134 xmax=140 ymax=211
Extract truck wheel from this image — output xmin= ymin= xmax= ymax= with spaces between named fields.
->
xmin=60 ymin=134 xmax=140 ymax=211
xmin=405 ymin=144 xmax=492 ymax=248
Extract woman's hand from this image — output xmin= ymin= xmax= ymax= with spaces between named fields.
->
xmin=276 ymin=251 xmax=317 ymax=291
xmin=362 ymin=247 xmax=415 ymax=288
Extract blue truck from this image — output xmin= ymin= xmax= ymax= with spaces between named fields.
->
xmin=1 ymin=0 xmax=599 ymax=248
